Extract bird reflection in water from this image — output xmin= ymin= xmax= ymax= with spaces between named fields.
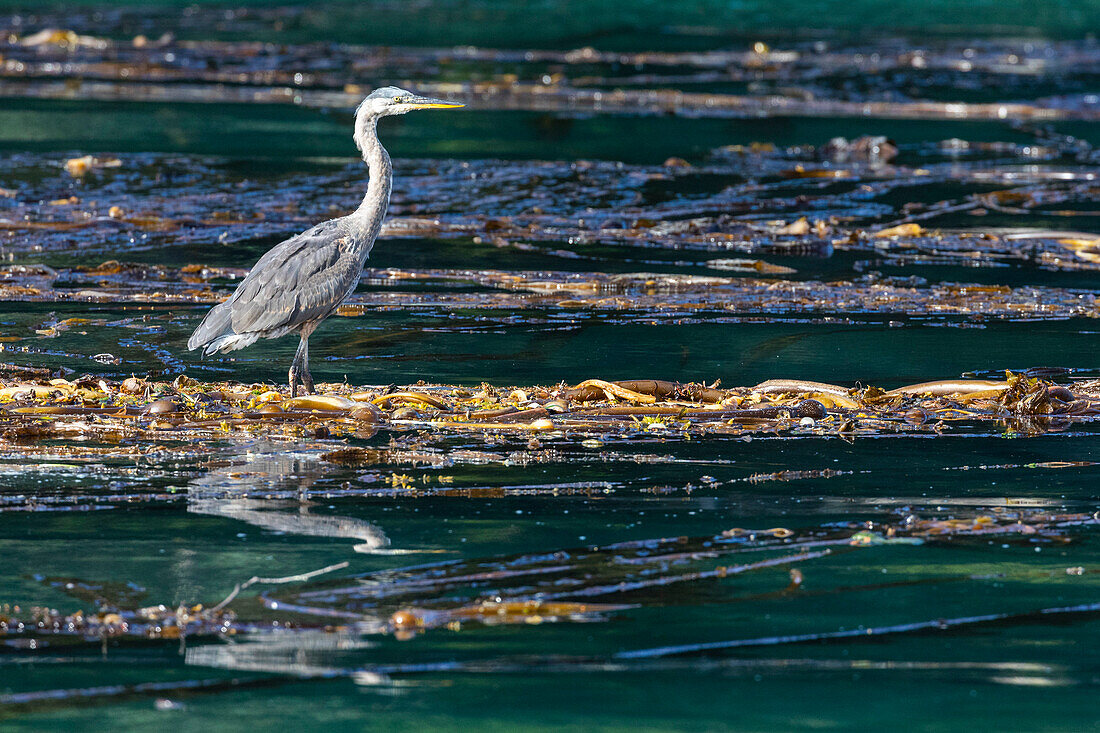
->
xmin=184 ymin=626 xmax=383 ymax=681
xmin=187 ymin=441 xmax=398 ymax=554
xmin=183 ymin=442 xmax=412 ymax=680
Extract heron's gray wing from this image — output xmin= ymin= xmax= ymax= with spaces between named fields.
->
xmin=227 ymin=221 xmax=362 ymax=336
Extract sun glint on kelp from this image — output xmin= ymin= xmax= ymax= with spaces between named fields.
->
xmin=0 ymin=372 xmax=1095 ymax=452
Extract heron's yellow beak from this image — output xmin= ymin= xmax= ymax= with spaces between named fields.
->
xmin=406 ymin=95 xmax=465 ymax=109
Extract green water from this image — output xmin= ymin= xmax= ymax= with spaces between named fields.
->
xmin=7 ymin=100 xmax=1081 ymax=163
xmin=1 ymin=3 xmax=1099 ymax=731
xmin=3 ymin=0 xmax=1099 ymax=45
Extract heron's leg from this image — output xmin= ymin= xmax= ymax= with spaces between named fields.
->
xmin=288 ymin=336 xmax=307 ymax=398
xmin=299 ymin=336 xmax=315 ymax=394
xmin=288 ymin=360 xmax=299 ymax=399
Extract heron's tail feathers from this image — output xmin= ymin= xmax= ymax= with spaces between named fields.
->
xmin=188 ymin=302 xmax=259 ymax=356
xmin=195 ymin=332 xmax=261 ymax=357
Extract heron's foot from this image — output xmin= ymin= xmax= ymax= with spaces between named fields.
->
xmin=288 ymin=364 xmax=314 ymax=398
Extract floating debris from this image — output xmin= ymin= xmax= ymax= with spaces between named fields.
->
xmin=3 ymin=509 xmax=1094 ymax=649
xmin=0 ymin=371 xmax=1093 ymax=448
xmin=3 ymin=30 xmax=1100 ymax=121
xmin=62 ymin=155 xmax=122 ymax=177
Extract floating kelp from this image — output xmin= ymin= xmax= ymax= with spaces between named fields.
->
xmin=323 ymin=508 xmax=1099 ymax=636
xmin=2 ymin=144 xmax=1098 ymax=280
xmin=3 ymin=508 xmax=1094 ymax=651
xmin=0 ymin=261 xmax=1095 ymax=328
xmin=616 ymin=600 xmax=1100 ymax=659
xmin=4 ymin=76 xmax=1089 ymax=124
xmin=0 ymin=372 xmax=1094 ymax=449
xmin=2 ymin=28 xmax=1099 ymax=120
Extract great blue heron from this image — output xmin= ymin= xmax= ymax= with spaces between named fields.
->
xmin=187 ymin=86 xmax=463 ymax=395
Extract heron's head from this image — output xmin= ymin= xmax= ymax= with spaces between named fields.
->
xmin=356 ymin=86 xmax=464 ymax=118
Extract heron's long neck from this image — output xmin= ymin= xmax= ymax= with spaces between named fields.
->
xmin=351 ymin=115 xmax=392 ymax=258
